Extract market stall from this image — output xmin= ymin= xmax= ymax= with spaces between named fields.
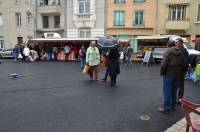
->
xmin=28 ymin=38 xmax=99 ymax=61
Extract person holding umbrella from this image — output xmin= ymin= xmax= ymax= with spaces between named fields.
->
xmin=108 ymin=47 xmax=120 ymax=86
xmin=86 ymin=41 xmax=100 ymax=81
xmin=97 ymin=36 xmax=120 ymax=86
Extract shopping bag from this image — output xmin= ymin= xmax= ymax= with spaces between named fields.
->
xmin=18 ymin=53 xmax=23 ymax=59
xmin=82 ymin=65 xmax=89 ymax=74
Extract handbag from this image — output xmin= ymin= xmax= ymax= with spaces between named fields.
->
xmin=82 ymin=65 xmax=89 ymax=74
xmin=18 ymin=53 xmax=23 ymax=59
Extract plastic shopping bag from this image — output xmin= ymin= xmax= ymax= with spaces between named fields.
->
xmin=18 ymin=53 xmax=23 ymax=59
xmin=82 ymin=65 xmax=89 ymax=74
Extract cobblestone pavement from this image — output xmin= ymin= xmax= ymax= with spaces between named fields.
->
xmin=165 ymin=109 xmax=200 ymax=132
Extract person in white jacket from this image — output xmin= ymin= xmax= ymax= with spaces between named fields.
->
xmin=23 ymin=46 xmax=30 ymax=62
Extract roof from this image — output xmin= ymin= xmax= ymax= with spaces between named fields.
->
xmin=133 ymin=35 xmax=169 ymax=40
xmin=28 ymin=38 xmax=99 ymax=43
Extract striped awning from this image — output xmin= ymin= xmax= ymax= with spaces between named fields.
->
xmin=192 ymin=38 xmax=200 ymax=42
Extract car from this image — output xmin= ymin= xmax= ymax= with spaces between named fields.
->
xmin=0 ymin=49 xmax=13 ymax=59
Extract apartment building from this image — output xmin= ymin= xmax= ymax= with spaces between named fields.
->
xmin=66 ymin=0 xmax=105 ymax=38
xmin=157 ymin=0 xmax=200 ymax=43
xmin=36 ymin=0 xmax=64 ymax=37
xmin=0 ymin=0 xmax=34 ymax=49
xmin=106 ymin=0 xmax=157 ymax=41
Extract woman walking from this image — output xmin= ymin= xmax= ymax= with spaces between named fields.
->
xmin=86 ymin=41 xmax=100 ymax=81
xmin=79 ymin=45 xmax=86 ymax=70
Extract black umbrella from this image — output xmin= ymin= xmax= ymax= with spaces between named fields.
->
xmin=97 ymin=37 xmax=118 ymax=49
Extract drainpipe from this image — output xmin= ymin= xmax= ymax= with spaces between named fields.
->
xmin=155 ymin=0 xmax=159 ymax=35
xmin=64 ymin=0 xmax=67 ymax=38
xmin=104 ymin=0 xmax=107 ymax=37
xmin=34 ymin=0 xmax=37 ymax=38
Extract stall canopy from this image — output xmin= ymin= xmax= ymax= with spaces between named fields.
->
xmin=134 ymin=35 xmax=169 ymax=40
xmin=192 ymin=38 xmax=200 ymax=42
xmin=28 ymin=38 xmax=99 ymax=43
xmin=118 ymin=35 xmax=131 ymax=41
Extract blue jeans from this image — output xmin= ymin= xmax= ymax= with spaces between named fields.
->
xmin=163 ymin=74 xmax=178 ymax=110
xmin=80 ymin=57 xmax=86 ymax=69
xmin=47 ymin=52 xmax=52 ymax=60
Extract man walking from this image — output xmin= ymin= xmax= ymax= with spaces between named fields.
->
xmin=176 ymin=38 xmax=189 ymax=103
xmin=159 ymin=39 xmax=187 ymax=113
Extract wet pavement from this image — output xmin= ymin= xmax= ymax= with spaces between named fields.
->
xmin=0 ymin=60 xmax=199 ymax=132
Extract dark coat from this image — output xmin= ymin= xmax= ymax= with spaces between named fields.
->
xmin=160 ymin=47 xmax=187 ymax=77
xmin=179 ymin=46 xmax=189 ymax=73
xmin=108 ymin=48 xmax=120 ymax=76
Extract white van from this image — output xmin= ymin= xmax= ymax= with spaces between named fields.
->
xmin=44 ymin=32 xmax=61 ymax=39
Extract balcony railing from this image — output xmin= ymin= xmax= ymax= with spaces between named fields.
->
xmin=75 ymin=13 xmax=95 ymax=21
xmin=165 ymin=19 xmax=189 ymax=30
xmin=113 ymin=21 xmax=125 ymax=26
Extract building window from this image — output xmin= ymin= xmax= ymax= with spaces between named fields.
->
xmin=43 ymin=16 xmax=49 ymax=28
xmin=16 ymin=13 xmax=22 ymax=27
xmin=134 ymin=10 xmax=144 ymax=26
xmin=25 ymin=0 xmax=31 ymax=4
xmin=197 ymin=4 xmax=200 ymax=22
xmin=58 ymin=0 xmax=61 ymax=5
xmin=79 ymin=0 xmax=90 ymax=14
xmin=114 ymin=11 xmax=125 ymax=26
xmin=44 ymin=0 xmax=49 ymax=5
xmin=134 ymin=0 xmax=145 ymax=2
xmin=15 ymin=0 xmax=20 ymax=5
xmin=79 ymin=28 xmax=91 ymax=38
xmin=40 ymin=0 xmax=49 ymax=6
xmin=0 ymin=14 xmax=3 ymax=26
xmin=114 ymin=0 xmax=125 ymax=3
xmin=168 ymin=5 xmax=187 ymax=21
xmin=54 ymin=15 xmax=60 ymax=28
xmin=0 ymin=39 xmax=4 ymax=49
xmin=40 ymin=0 xmax=60 ymax=5
xmin=26 ymin=12 xmax=32 ymax=27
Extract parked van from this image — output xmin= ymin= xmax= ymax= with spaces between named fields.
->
xmin=43 ymin=32 xmax=61 ymax=39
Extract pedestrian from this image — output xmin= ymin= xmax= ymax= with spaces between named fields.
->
xmin=108 ymin=47 xmax=120 ymax=86
xmin=12 ymin=45 xmax=19 ymax=62
xmin=64 ymin=45 xmax=71 ymax=60
xmin=19 ymin=44 xmax=25 ymax=62
xmin=176 ymin=38 xmax=189 ymax=104
xmin=23 ymin=45 xmax=31 ymax=62
xmin=101 ymin=50 xmax=110 ymax=81
xmin=79 ymin=45 xmax=86 ymax=70
xmin=124 ymin=44 xmax=133 ymax=66
xmin=159 ymin=40 xmax=187 ymax=113
xmin=119 ymin=50 xmax=124 ymax=64
xmin=86 ymin=41 xmax=100 ymax=81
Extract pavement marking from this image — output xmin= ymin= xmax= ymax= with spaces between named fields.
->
xmin=139 ymin=115 xmax=151 ymax=121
